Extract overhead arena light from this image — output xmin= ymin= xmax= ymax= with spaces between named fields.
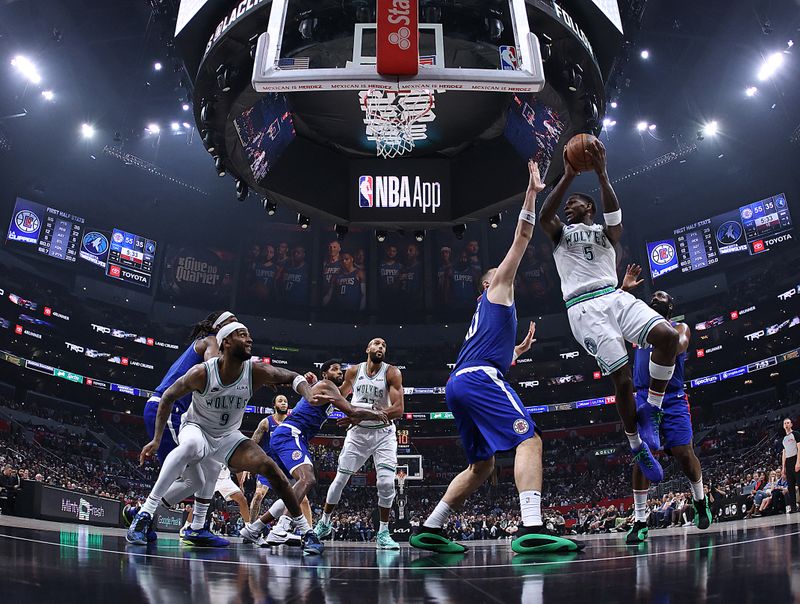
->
xmin=335 ymin=224 xmax=349 ymax=241
xmin=452 ymin=224 xmax=466 ymax=240
xmin=202 ymin=130 xmax=217 ymax=154
xmin=182 ymin=103 xmax=191 ymax=111
xmin=216 ymin=65 xmax=232 ymax=92
xmin=610 ymin=101 xmax=618 ymax=109
xmin=297 ymin=214 xmax=311 ymax=229
xmin=640 ymin=49 xmax=650 ymax=60
xmin=154 ymin=61 xmax=163 ymax=71
xmin=41 ymin=90 xmax=54 ymax=101
xmin=565 ymin=64 xmax=583 ymax=93
xmin=11 ymin=55 xmax=41 ymax=84
xmin=146 ymin=123 xmax=160 ymax=134
xmin=489 ymin=214 xmax=501 ymax=229
xmin=636 ymin=121 xmax=648 ymax=132
xmin=757 ymin=51 xmax=785 ymax=81
xmin=745 ymin=86 xmax=758 ymax=97
xmin=214 ymin=156 xmax=226 ymax=177
xmin=648 ymin=124 xmax=657 ymax=131
xmin=702 ymin=120 xmax=719 ymax=137
xmin=602 ymin=117 xmax=616 ymax=128
xmin=80 ymin=123 xmax=95 ymax=139
xmin=235 ymin=179 xmax=248 ymax=201
xmin=376 ymin=230 xmax=387 ymax=242
xmin=263 ymin=199 xmax=277 ymax=216
xmin=414 ymin=230 xmax=425 ymax=242
xmin=170 ymin=122 xmax=180 ymax=132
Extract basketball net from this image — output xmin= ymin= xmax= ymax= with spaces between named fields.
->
xmin=360 ymin=88 xmax=435 ymax=158
xmin=396 ymin=469 xmax=408 ymax=495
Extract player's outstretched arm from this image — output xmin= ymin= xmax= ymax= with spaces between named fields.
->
xmin=513 ymin=321 xmax=537 ymax=363
xmin=140 ymin=364 xmax=206 ymax=465
xmin=312 ymin=380 xmax=389 ymax=424
xmin=252 ymin=362 xmax=314 ymax=402
xmin=538 ymin=147 xmax=576 ymax=243
xmin=586 ymin=140 xmax=623 ymax=245
xmin=487 ymin=160 xmax=545 ymax=306
xmin=620 ymin=264 xmax=644 ymax=292
xmin=675 ymin=323 xmax=691 ymax=355
xmin=196 ymin=335 xmax=221 ymax=361
xmin=251 ymin=418 xmax=270 ymax=443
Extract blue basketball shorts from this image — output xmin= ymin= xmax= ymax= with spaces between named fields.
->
xmin=144 ymin=396 xmax=183 ymax=465
xmin=268 ymin=424 xmax=313 ymax=478
xmin=636 ymin=390 xmax=693 ymax=450
xmin=446 ymin=365 xmax=538 ymax=464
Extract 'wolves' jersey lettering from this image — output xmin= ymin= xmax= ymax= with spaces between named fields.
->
xmin=454 ymin=291 xmax=517 ymax=375
xmin=351 ymin=362 xmax=391 ymax=427
xmin=183 ymin=357 xmax=253 ymax=437
xmin=553 ymin=223 xmax=617 ymax=301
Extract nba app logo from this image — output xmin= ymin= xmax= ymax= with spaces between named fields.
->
xmin=359 ymin=175 xmax=373 ymax=207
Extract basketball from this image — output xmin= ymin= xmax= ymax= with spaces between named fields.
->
xmin=565 ymin=133 xmax=599 ymax=172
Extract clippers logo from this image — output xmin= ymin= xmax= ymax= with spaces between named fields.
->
xmin=651 ymin=243 xmax=675 ymax=265
xmin=388 ymin=26 xmax=411 ymax=50
xmin=15 ymin=210 xmax=40 ymax=234
xmin=359 ymin=176 xmax=373 ymax=207
xmin=513 ymin=419 xmax=530 ymax=434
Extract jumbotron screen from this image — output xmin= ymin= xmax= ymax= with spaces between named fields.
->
xmin=6 ymin=197 xmax=84 ymax=262
xmin=646 ymin=193 xmax=793 ymax=279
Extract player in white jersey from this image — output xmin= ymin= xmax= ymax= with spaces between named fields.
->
xmin=213 ymin=464 xmax=250 ymax=525
xmin=539 ymin=140 xmax=680 ymax=484
xmin=314 ymin=338 xmax=405 ymax=550
xmin=127 ymin=322 xmax=321 ymax=550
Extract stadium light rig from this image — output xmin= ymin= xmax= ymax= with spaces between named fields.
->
xmin=757 ymin=51 xmax=784 ymax=81
xmin=80 ymin=123 xmax=95 ymax=139
xmin=11 ymin=55 xmax=41 ymax=84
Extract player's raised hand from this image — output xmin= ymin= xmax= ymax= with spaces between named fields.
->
xmin=139 ymin=440 xmax=159 ymax=466
xmin=562 ymin=145 xmax=579 ymax=178
xmin=621 ymin=264 xmax=644 ymax=291
xmin=515 ymin=321 xmax=537 ymax=355
xmin=336 ymin=416 xmax=361 ymax=428
xmin=587 ymin=139 xmax=608 ymax=176
xmin=304 ymin=371 xmax=318 ymax=385
xmin=527 ymin=160 xmax=546 ymax=193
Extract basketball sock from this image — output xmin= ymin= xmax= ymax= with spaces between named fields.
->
xmin=250 ymin=519 xmax=266 ymax=532
xmin=633 ymin=490 xmax=649 ymax=522
xmin=140 ymin=494 xmax=161 ymax=516
xmin=646 ymin=389 xmax=665 ymax=408
xmin=268 ymin=499 xmax=286 ymax=521
xmin=626 ymin=431 xmax=643 ymax=450
xmin=293 ymin=514 xmax=311 ymax=533
xmin=191 ymin=502 xmax=209 ymax=530
xmin=425 ymin=501 xmax=452 ymax=529
xmin=321 ymin=511 xmax=332 ymax=524
xmin=690 ymin=478 xmax=704 ymax=501
xmin=519 ymin=490 xmax=542 ymax=527
xmin=379 ymin=521 xmax=389 ymax=533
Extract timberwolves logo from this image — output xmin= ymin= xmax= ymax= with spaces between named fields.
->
xmin=291 ymin=450 xmax=303 ymax=461
xmin=82 ymin=232 xmax=108 ymax=256
xmin=716 ymin=221 xmax=742 ymax=246
xmin=15 ymin=210 xmax=40 ymax=235
xmin=513 ymin=419 xmax=529 ymax=434
xmin=358 ymin=175 xmax=373 ymax=207
xmin=584 ymin=337 xmax=598 ymax=355
xmin=650 ymin=242 xmax=675 ymax=266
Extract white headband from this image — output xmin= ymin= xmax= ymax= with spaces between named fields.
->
xmin=212 ymin=311 xmax=235 ymax=329
xmin=216 ymin=322 xmax=247 ymax=346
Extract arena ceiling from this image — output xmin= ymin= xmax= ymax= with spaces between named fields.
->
xmin=0 ymin=0 xmax=797 ymax=242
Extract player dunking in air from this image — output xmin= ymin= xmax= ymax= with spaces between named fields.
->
xmin=539 ymin=140 xmax=680 ymax=483
xmin=620 ymin=265 xmax=711 ymax=544
xmin=244 ymin=395 xmax=311 ymax=528
xmin=240 ymin=360 xmax=388 ymax=551
xmin=128 ymin=322 xmax=320 ymax=552
xmin=314 ymin=338 xmax=405 ymax=550
xmin=410 ymin=161 xmax=582 ymax=554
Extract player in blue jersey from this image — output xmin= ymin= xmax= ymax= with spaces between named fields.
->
xmin=243 ymin=394 xmax=312 ymax=533
xmin=620 ymin=265 xmax=711 ymax=544
xmin=240 ymin=359 xmax=389 ymax=552
xmin=410 ymin=161 xmax=582 ymax=555
xmin=323 ymin=252 xmax=365 ymax=311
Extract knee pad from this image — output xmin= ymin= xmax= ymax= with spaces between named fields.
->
xmin=649 ymin=359 xmax=675 ymax=381
xmin=325 ymin=471 xmax=352 ymax=506
xmin=376 ymin=468 xmax=396 ymax=508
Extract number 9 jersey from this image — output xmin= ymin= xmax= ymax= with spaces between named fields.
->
xmin=553 ymin=223 xmax=617 ymax=302
xmin=182 ymin=357 xmax=253 ymax=438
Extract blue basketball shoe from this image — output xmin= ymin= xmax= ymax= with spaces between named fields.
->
xmin=631 ymin=441 xmax=664 ymax=483
xmin=126 ymin=511 xmax=153 ymax=545
xmin=636 ymin=398 xmax=663 ymax=451
xmin=181 ymin=527 xmax=230 ymax=548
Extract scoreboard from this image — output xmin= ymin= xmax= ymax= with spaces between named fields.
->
xmin=647 ymin=193 xmax=793 ymax=279
xmin=6 ymin=198 xmax=83 ymax=263
xmin=106 ymin=229 xmax=157 ymax=288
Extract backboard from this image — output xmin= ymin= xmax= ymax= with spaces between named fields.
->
xmin=252 ymin=0 xmax=545 ymax=93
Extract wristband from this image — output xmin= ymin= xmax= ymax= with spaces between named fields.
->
xmin=519 ymin=210 xmax=536 ymax=225
xmin=292 ymin=375 xmax=306 ymax=394
xmin=604 ymin=209 xmax=622 ymax=226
